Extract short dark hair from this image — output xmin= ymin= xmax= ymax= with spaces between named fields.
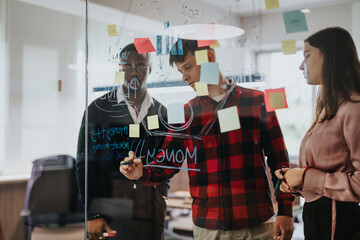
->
xmin=305 ymin=27 xmax=360 ymax=122
xmin=169 ymin=39 xmax=211 ymax=66
xmin=120 ymin=43 xmax=138 ymax=56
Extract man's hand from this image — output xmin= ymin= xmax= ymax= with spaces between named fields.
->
xmin=119 ymin=151 xmax=144 ymax=180
xmin=273 ymin=215 xmax=294 ymax=240
xmin=87 ymin=218 xmax=116 ymax=240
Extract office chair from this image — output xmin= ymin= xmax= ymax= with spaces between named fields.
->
xmin=21 ymin=155 xmax=84 ymax=239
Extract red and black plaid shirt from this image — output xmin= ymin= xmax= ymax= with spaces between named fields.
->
xmin=138 ymin=84 xmax=293 ymax=230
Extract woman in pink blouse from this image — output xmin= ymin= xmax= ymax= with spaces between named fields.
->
xmin=276 ymin=27 xmax=360 ymax=240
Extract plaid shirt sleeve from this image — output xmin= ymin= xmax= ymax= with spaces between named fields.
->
xmin=136 ymin=129 xmax=185 ymax=185
xmin=258 ymin=92 xmax=295 ymax=217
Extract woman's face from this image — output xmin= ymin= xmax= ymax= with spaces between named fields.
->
xmin=299 ymin=42 xmax=323 ymax=85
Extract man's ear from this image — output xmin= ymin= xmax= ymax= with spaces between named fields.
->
xmin=207 ymin=50 xmax=216 ymax=62
xmin=148 ymin=65 xmax=152 ymax=74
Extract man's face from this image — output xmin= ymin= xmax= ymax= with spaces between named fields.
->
xmin=119 ymin=51 xmax=150 ymax=92
xmin=175 ymin=52 xmax=201 ymax=90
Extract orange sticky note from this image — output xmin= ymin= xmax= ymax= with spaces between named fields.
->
xmin=115 ymin=71 xmax=124 ymax=84
xmin=264 ymin=88 xmax=288 ymax=112
xmin=129 ymin=124 xmax=140 ymax=138
xmin=107 ymin=25 xmax=118 ymax=37
xmin=281 ymin=40 xmax=297 ymax=55
xmin=195 ymin=82 xmax=209 ymax=96
xmin=195 ymin=50 xmax=208 ymax=65
xmin=210 ymin=40 xmax=221 ymax=48
xmin=198 ymin=40 xmax=216 ymax=47
xmin=147 ymin=115 xmax=159 ymax=130
xmin=134 ymin=38 xmax=156 ymax=54
xmin=264 ymin=0 xmax=280 ymax=10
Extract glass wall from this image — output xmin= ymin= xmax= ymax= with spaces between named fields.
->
xmin=0 ymin=0 xmax=359 ymax=239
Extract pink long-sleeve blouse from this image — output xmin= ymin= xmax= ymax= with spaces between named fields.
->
xmin=299 ymin=93 xmax=360 ymax=240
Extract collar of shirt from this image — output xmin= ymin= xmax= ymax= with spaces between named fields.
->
xmin=116 ymin=86 xmax=154 ymax=124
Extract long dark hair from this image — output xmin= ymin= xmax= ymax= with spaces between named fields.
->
xmin=305 ymin=27 xmax=360 ymax=122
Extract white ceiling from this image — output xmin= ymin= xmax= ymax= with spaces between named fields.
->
xmin=20 ymin=0 xmax=357 ymax=18
xmin=18 ymin=0 xmax=357 ymax=36
xmin=201 ymin=0 xmax=357 ymax=16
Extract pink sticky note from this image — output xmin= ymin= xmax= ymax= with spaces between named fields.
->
xmin=197 ymin=40 xmax=216 ymax=47
xmin=264 ymin=88 xmax=288 ymax=112
xmin=134 ymin=38 xmax=156 ymax=54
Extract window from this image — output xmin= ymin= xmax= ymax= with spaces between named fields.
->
xmin=257 ymin=50 xmax=317 ymax=158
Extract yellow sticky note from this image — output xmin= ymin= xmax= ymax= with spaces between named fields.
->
xmin=195 ymin=82 xmax=209 ymax=96
xmin=107 ymin=24 xmax=118 ymax=37
xmin=115 ymin=71 xmax=124 ymax=84
xmin=281 ymin=40 xmax=297 ymax=55
xmin=264 ymin=0 xmax=280 ymax=10
xmin=217 ymin=106 xmax=241 ymax=133
xmin=129 ymin=124 xmax=140 ymax=138
xmin=210 ymin=40 xmax=220 ymax=48
xmin=195 ymin=50 xmax=208 ymax=65
xmin=147 ymin=115 xmax=159 ymax=130
xmin=269 ymin=93 xmax=286 ymax=108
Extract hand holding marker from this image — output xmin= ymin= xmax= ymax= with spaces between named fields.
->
xmin=274 ymin=165 xmax=286 ymax=197
xmin=120 ymin=156 xmax=146 ymax=165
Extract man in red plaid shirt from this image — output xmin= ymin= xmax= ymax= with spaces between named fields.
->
xmin=120 ymin=39 xmax=294 ymax=240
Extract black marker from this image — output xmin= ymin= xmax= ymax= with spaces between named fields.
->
xmin=120 ymin=156 xmax=146 ymax=165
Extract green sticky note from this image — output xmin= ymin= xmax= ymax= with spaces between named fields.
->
xmin=195 ymin=50 xmax=209 ymax=65
xmin=129 ymin=124 xmax=140 ymax=138
xmin=265 ymin=0 xmax=280 ymax=10
xmin=195 ymin=82 xmax=209 ymax=96
xmin=283 ymin=10 xmax=308 ymax=34
xmin=269 ymin=93 xmax=286 ymax=108
xmin=281 ymin=40 xmax=297 ymax=55
xmin=217 ymin=106 xmax=241 ymax=133
xmin=115 ymin=71 xmax=124 ymax=84
xmin=107 ymin=24 xmax=118 ymax=37
xmin=147 ymin=115 xmax=159 ymax=130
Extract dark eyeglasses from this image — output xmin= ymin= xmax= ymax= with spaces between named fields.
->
xmin=119 ymin=64 xmax=149 ymax=74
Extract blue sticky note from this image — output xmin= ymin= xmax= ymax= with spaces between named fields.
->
xmin=156 ymin=35 xmax=162 ymax=56
xmin=167 ymin=102 xmax=185 ymax=124
xmin=200 ymin=62 xmax=219 ymax=85
xmin=283 ymin=10 xmax=308 ymax=34
xmin=170 ymin=36 xmax=177 ymax=55
xmin=177 ymin=38 xmax=183 ymax=55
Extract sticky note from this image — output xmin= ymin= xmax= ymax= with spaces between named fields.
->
xmin=156 ymin=35 xmax=162 ymax=56
xmin=264 ymin=0 xmax=280 ymax=10
xmin=51 ymin=80 xmax=62 ymax=92
xmin=107 ymin=25 xmax=118 ymax=37
xmin=167 ymin=102 xmax=185 ymax=124
xmin=281 ymin=40 xmax=297 ymax=55
xmin=217 ymin=106 xmax=241 ymax=133
xmin=195 ymin=50 xmax=208 ymax=65
xmin=129 ymin=124 xmax=140 ymax=138
xmin=195 ymin=82 xmax=209 ymax=96
xmin=210 ymin=40 xmax=221 ymax=48
xmin=264 ymin=88 xmax=288 ymax=112
xmin=200 ymin=62 xmax=219 ymax=85
xmin=147 ymin=115 xmax=159 ymax=130
xmin=283 ymin=10 xmax=308 ymax=34
xmin=134 ymin=38 xmax=156 ymax=54
xmin=115 ymin=71 xmax=124 ymax=84
xmin=197 ymin=40 xmax=216 ymax=47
